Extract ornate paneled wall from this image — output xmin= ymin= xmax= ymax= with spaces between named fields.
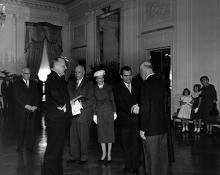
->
xmin=176 ymin=0 xmax=220 ymax=110
xmin=67 ymin=0 xmax=140 ymax=73
xmin=67 ymin=0 xmax=220 ymax=112
xmin=0 ymin=0 xmax=70 ymax=75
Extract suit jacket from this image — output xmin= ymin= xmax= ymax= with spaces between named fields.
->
xmin=1 ymin=81 xmax=10 ymax=98
xmin=45 ymin=71 xmax=71 ymax=128
xmin=113 ymin=80 xmax=140 ymax=127
xmin=68 ymin=77 xmax=95 ymax=123
xmin=13 ymin=76 xmax=40 ymax=117
xmin=140 ymin=74 xmax=168 ymax=136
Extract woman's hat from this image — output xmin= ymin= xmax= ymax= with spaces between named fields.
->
xmin=94 ymin=70 xmax=105 ymax=77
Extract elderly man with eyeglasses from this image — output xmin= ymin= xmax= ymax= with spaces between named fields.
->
xmin=13 ymin=67 xmax=40 ymax=153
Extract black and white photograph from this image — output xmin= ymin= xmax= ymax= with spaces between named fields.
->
xmin=0 ymin=0 xmax=220 ymax=175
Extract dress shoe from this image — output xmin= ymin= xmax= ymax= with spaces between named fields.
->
xmin=79 ymin=160 xmax=88 ymax=165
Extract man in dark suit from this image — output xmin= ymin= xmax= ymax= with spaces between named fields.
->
xmin=13 ymin=67 xmax=40 ymax=152
xmin=113 ymin=66 xmax=140 ymax=174
xmin=67 ymin=64 xmax=95 ymax=164
xmin=139 ymin=61 xmax=168 ymax=175
xmin=42 ymin=57 xmax=71 ymax=175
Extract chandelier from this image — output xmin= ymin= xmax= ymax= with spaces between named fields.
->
xmin=0 ymin=4 xmax=6 ymax=28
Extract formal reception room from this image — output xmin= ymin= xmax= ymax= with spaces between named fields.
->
xmin=1 ymin=0 xmax=220 ymax=175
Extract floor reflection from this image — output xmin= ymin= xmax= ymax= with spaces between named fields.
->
xmin=1 ymin=110 xmax=220 ymax=175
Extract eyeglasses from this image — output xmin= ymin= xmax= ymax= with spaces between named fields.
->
xmin=23 ymin=73 xmax=30 ymax=75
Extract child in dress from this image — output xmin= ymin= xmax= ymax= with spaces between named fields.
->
xmin=178 ymin=88 xmax=193 ymax=132
xmin=191 ymin=84 xmax=202 ymax=133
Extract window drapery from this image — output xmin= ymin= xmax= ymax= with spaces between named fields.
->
xmin=25 ymin=22 xmax=62 ymax=77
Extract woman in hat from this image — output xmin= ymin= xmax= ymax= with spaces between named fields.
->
xmin=93 ymin=70 xmax=117 ymax=163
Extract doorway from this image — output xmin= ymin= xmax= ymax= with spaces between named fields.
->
xmin=96 ymin=8 xmax=120 ymax=64
xmin=150 ymin=48 xmax=171 ymax=117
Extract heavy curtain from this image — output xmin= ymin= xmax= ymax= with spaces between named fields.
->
xmin=25 ymin=22 xmax=62 ymax=77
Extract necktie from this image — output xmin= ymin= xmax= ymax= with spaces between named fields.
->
xmin=127 ymin=83 xmax=131 ymax=93
xmin=25 ymin=80 xmax=29 ymax=88
xmin=76 ymin=80 xmax=79 ymax=88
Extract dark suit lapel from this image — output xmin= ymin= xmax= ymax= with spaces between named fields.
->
xmin=20 ymin=78 xmax=28 ymax=89
xmin=120 ymin=82 xmax=132 ymax=98
xmin=74 ymin=77 xmax=86 ymax=96
xmin=122 ymin=82 xmax=131 ymax=94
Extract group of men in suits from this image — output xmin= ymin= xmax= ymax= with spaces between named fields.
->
xmin=114 ymin=63 xmax=169 ymax=175
xmin=42 ymin=58 xmax=95 ymax=175
xmin=15 ymin=57 xmax=169 ymax=175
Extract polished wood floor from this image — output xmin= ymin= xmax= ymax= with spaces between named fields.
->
xmin=1 ymin=110 xmax=220 ymax=175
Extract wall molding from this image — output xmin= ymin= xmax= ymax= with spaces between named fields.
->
xmin=141 ymin=25 xmax=173 ymax=35
xmin=3 ymin=0 xmax=66 ymax=12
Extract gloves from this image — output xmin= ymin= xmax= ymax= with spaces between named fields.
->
xmin=113 ymin=112 xmax=117 ymax=120
xmin=194 ymin=107 xmax=199 ymax=113
xmin=93 ymin=115 xmax=97 ymax=124
xmin=140 ymin=130 xmax=146 ymax=140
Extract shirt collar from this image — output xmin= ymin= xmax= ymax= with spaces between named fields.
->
xmin=123 ymin=82 xmax=131 ymax=87
xmin=146 ymin=73 xmax=155 ymax=80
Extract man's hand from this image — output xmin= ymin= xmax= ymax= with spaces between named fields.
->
xmin=194 ymin=107 xmax=199 ymax=113
xmin=131 ymin=104 xmax=140 ymax=114
xmin=31 ymin=106 xmax=38 ymax=112
xmin=57 ymin=104 xmax=66 ymax=112
xmin=25 ymin=104 xmax=32 ymax=111
xmin=70 ymin=100 xmax=75 ymax=106
xmin=140 ymin=130 xmax=146 ymax=140
xmin=93 ymin=115 xmax=97 ymax=124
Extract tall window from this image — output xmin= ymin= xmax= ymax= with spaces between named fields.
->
xmin=38 ymin=40 xmax=51 ymax=102
xmin=38 ymin=40 xmax=51 ymax=82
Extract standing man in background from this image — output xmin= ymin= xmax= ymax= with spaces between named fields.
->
xmin=139 ymin=61 xmax=168 ymax=175
xmin=13 ymin=67 xmax=40 ymax=152
xmin=67 ymin=64 xmax=95 ymax=165
xmin=113 ymin=66 xmax=140 ymax=174
xmin=42 ymin=57 xmax=71 ymax=175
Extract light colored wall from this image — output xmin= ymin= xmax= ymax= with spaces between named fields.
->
xmin=0 ymin=0 xmax=70 ymax=76
xmin=67 ymin=0 xmax=140 ymax=73
xmin=67 ymin=0 xmax=220 ymax=112
xmin=176 ymin=0 xmax=220 ymax=110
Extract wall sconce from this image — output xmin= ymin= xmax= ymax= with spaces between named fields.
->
xmin=0 ymin=4 xmax=6 ymax=28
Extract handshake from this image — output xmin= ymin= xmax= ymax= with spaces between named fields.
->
xmin=131 ymin=104 xmax=140 ymax=114
xmin=25 ymin=104 xmax=38 ymax=112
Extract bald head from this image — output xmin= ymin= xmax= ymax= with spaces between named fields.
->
xmin=140 ymin=61 xmax=153 ymax=80
xmin=21 ymin=67 xmax=31 ymax=80
xmin=75 ymin=65 xmax=85 ymax=80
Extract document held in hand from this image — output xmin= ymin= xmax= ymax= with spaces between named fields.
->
xmin=71 ymin=100 xmax=83 ymax=116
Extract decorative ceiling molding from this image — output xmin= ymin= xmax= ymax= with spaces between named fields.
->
xmin=37 ymin=0 xmax=74 ymax=5
xmin=67 ymin=0 xmax=120 ymax=12
xmin=3 ymin=0 xmax=66 ymax=12
xmin=67 ymin=0 xmax=121 ymax=21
